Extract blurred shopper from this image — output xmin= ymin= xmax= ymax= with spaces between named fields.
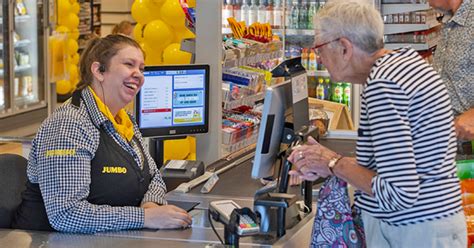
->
xmin=112 ymin=20 xmax=133 ymax=37
xmin=289 ymin=1 xmax=467 ymax=247
xmin=429 ymin=0 xmax=473 ymax=157
xmin=12 ymin=35 xmax=192 ymax=233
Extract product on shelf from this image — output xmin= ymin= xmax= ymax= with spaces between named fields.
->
xmin=457 ymin=160 xmax=474 ymax=246
xmin=15 ymin=0 xmax=28 ymax=16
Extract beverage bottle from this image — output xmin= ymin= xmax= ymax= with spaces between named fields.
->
xmin=273 ymin=0 xmax=283 ymax=29
xmin=332 ymin=82 xmax=343 ymax=103
xmin=234 ymin=0 xmax=242 ymax=22
xmin=316 ymin=78 xmax=325 ymax=100
xmin=299 ymin=0 xmax=308 ymax=29
xmin=308 ymin=1 xmax=317 ymax=29
xmin=249 ymin=0 xmax=259 ymax=25
xmin=324 ymin=78 xmax=331 ymax=101
xmin=241 ymin=0 xmax=250 ymax=25
xmin=257 ymin=0 xmax=267 ymax=23
xmin=290 ymin=0 xmax=299 ymax=29
xmin=223 ymin=0 xmax=234 ymax=28
xmin=342 ymin=82 xmax=351 ymax=108
xmin=265 ymin=0 xmax=274 ymax=27
xmin=309 ymin=49 xmax=316 ymax=71
xmin=301 ymin=48 xmax=308 ymax=70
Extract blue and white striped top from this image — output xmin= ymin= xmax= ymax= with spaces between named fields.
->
xmin=354 ymin=48 xmax=463 ymax=226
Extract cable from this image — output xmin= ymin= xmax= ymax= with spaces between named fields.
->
xmin=208 ymin=210 xmax=224 ymax=245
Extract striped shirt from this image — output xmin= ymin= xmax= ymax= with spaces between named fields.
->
xmin=354 ymin=48 xmax=462 ymax=226
xmin=27 ymin=88 xmax=167 ymax=233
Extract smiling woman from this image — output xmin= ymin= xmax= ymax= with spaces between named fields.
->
xmin=11 ymin=35 xmax=192 ymax=233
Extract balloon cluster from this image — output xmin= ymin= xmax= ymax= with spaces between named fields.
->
xmin=132 ymin=0 xmax=195 ymax=65
xmin=51 ymin=0 xmax=80 ymax=95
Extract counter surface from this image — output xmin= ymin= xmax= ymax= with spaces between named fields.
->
xmin=0 ymin=139 xmax=357 ymax=247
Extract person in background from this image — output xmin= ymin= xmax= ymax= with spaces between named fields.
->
xmin=12 ymin=35 xmax=192 ymax=233
xmin=428 ymin=0 xmax=473 ymax=156
xmin=112 ymin=20 xmax=133 ymax=37
xmin=288 ymin=1 xmax=467 ymax=247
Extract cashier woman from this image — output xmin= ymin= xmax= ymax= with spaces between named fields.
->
xmin=12 ymin=34 xmax=192 ymax=233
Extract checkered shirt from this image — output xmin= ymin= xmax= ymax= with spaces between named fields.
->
xmin=27 ymin=88 xmax=167 ymax=233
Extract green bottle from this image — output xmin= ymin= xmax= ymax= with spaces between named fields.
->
xmin=332 ymin=82 xmax=343 ymax=103
xmin=342 ymin=82 xmax=351 ymax=108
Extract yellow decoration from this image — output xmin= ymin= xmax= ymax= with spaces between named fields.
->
xmin=133 ymin=23 xmax=144 ymax=42
xmin=70 ymin=29 xmax=80 ymax=40
xmin=68 ymin=64 xmax=79 ymax=81
xmin=131 ymin=0 xmax=160 ymax=25
xmin=143 ymin=19 xmax=173 ymax=48
xmin=67 ymin=39 xmax=79 ymax=56
xmin=58 ymin=0 xmax=71 ymax=14
xmin=56 ymin=80 xmax=72 ymax=95
xmin=160 ymin=0 xmax=186 ymax=28
xmin=173 ymin=27 xmax=195 ymax=43
xmin=142 ymin=42 xmax=163 ymax=65
xmin=162 ymin=43 xmax=191 ymax=65
xmin=71 ymin=53 xmax=80 ymax=65
xmin=60 ymin=13 xmax=79 ymax=30
xmin=71 ymin=2 xmax=80 ymax=14
xmin=55 ymin=26 xmax=70 ymax=35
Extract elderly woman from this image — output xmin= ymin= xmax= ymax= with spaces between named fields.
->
xmin=288 ymin=1 xmax=467 ymax=247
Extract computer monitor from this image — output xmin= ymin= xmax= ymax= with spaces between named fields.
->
xmin=251 ymin=77 xmax=310 ymax=179
xmin=135 ymin=64 xmax=210 ymax=138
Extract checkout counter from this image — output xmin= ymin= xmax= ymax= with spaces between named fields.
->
xmin=0 ymin=138 xmax=356 ymax=247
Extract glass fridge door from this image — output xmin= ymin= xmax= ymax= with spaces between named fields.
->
xmin=11 ymin=0 xmax=45 ymax=112
xmin=1 ymin=3 xmax=6 ymax=112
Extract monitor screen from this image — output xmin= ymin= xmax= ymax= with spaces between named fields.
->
xmin=135 ymin=64 xmax=210 ymax=137
xmin=251 ymin=75 xmax=309 ymax=179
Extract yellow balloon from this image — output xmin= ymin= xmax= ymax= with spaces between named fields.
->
xmin=50 ymin=38 xmax=66 ymax=61
xmin=56 ymin=25 xmax=70 ymax=35
xmin=143 ymin=42 xmax=163 ymax=65
xmin=68 ymin=64 xmax=79 ymax=81
xmin=173 ymin=27 xmax=195 ymax=43
xmin=71 ymin=2 xmax=80 ymax=14
xmin=131 ymin=0 xmax=160 ymax=25
xmin=143 ymin=20 xmax=173 ymax=48
xmin=67 ymin=39 xmax=79 ymax=56
xmin=160 ymin=0 xmax=186 ymax=28
xmin=56 ymin=80 xmax=72 ymax=95
xmin=187 ymin=0 xmax=196 ymax=8
xmin=162 ymin=43 xmax=191 ymax=65
xmin=60 ymin=13 xmax=79 ymax=30
xmin=70 ymin=29 xmax=80 ymax=40
xmin=133 ymin=23 xmax=144 ymax=42
xmin=71 ymin=53 xmax=80 ymax=65
xmin=58 ymin=1 xmax=72 ymax=14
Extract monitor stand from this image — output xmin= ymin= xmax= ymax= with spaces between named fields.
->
xmin=254 ymin=125 xmax=319 ymax=237
xmin=149 ymin=136 xmax=187 ymax=169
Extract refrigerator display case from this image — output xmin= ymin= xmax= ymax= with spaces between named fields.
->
xmin=0 ymin=0 xmax=48 ymax=136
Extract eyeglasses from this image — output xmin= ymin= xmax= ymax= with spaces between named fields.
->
xmin=312 ymin=38 xmax=341 ymax=56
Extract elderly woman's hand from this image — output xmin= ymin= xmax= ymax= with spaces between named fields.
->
xmin=288 ymin=136 xmax=340 ymax=180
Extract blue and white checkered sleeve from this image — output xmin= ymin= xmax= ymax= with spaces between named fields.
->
xmin=36 ymin=112 xmax=145 ymax=233
xmin=135 ymin=130 xmax=167 ymax=206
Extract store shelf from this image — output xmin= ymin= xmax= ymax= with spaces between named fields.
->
xmin=223 ymin=50 xmax=283 ymax=69
xmin=382 ymin=3 xmax=430 ymax=15
xmin=384 ymin=20 xmax=440 ymax=34
xmin=307 ymin=70 xmax=330 ymax=77
xmin=384 ymin=41 xmax=437 ymax=51
xmin=0 ymin=15 xmax=31 ymax=24
xmin=0 ymin=39 xmax=31 ymax=50
xmin=223 ymin=92 xmax=264 ymax=110
xmin=93 ymin=22 xmax=101 ymax=26
xmin=0 ymin=65 xmax=32 ymax=77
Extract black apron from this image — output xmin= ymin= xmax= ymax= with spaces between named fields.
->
xmin=12 ymin=90 xmax=151 ymax=231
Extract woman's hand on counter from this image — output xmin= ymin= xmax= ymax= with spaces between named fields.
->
xmin=143 ymin=205 xmax=192 ymax=229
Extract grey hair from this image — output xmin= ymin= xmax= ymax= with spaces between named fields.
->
xmin=314 ymin=0 xmax=384 ymax=54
